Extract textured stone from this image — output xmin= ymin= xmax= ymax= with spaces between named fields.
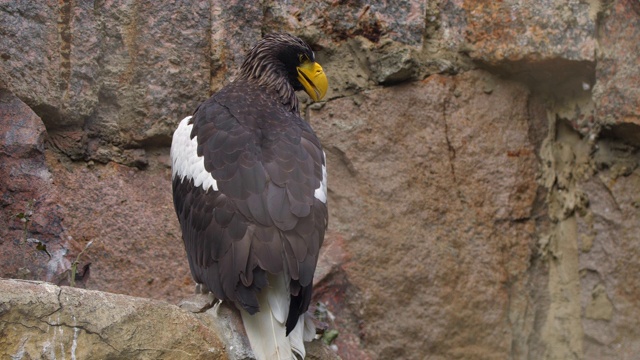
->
xmin=309 ymin=71 xmax=538 ymax=359
xmin=593 ymin=0 xmax=640 ymax=132
xmin=264 ymin=0 xmax=426 ymax=46
xmin=210 ymin=0 xmax=264 ymax=91
xmin=0 ymin=91 xmax=65 ymax=284
xmin=0 ymin=2 xmax=66 ymax=126
xmin=0 ymin=0 xmax=211 ymax=151
xmin=0 ymin=279 xmax=340 ymax=360
xmin=0 ymin=90 xmax=46 ymax=157
xmin=576 ymin=139 xmax=640 ymax=359
xmin=87 ymin=0 xmax=211 ymax=147
xmin=44 ymin=148 xmax=192 ymax=303
xmin=0 ymin=278 xmax=226 ymax=360
xmin=440 ymin=0 xmax=596 ymax=64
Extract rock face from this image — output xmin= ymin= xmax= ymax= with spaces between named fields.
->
xmin=442 ymin=0 xmax=597 ymax=64
xmin=593 ymin=0 xmax=640 ymax=129
xmin=0 ymin=90 xmax=65 ymax=284
xmin=310 ymin=72 xmax=538 ymax=359
xmin=0 ymin=279 xmax=339 ymax=360
xmin=0 ymin=279 xmax=225 ymax=360
xmin=1 ymin=1 xmax=640 ymax=360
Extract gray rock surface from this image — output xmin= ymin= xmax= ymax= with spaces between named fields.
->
xmin=0 ymin=279 xmax=340 ymax=360
xmin=0 ymin=278 xmax=226 ymax=360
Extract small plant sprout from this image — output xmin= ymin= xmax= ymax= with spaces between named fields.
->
xmin=70 ymin=240 xmax=94 ymax=287
xmin=15 ymin=199 xmax=35 ymax=244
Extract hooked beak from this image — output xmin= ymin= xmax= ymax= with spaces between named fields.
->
xmin=297 ymin=61 xmax=328 ymax=101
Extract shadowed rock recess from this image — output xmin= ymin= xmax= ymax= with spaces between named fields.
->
xmin=1 ymin=1 xmax=639 ymax=359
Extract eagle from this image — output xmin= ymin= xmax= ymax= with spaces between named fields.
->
xmin=170 ymin=33 xmax=329 ymax=360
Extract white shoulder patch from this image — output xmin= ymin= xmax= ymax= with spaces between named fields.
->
xmin=314 ymin=151 xmax=327 ymax=203
xmin=170 ymin=116 xmax=218 ymax=192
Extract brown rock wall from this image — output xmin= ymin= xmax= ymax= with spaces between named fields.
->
xmin=0 ymin=91 xmax=66 ymax=283
xmin=309 ymin=71 xmax=538 ymax=359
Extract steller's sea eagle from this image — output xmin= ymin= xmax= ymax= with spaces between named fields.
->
xmin=170 ymin=33 xmax=329 ymax=360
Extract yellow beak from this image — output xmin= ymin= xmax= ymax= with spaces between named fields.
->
xmin=297 ymin=61 xmax=328 ymax=101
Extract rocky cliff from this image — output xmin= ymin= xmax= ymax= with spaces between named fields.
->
xmin=1 ymin=1 xmax=639 ymax=359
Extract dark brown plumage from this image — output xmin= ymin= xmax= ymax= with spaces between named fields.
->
xmin=170 ymin=33 xmax=328 ymax=344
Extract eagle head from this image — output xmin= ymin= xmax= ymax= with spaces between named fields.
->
xmin=238 ymin=33 xmax=328 ymax=109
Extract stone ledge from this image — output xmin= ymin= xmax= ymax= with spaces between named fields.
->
xmin=0 ymin=278 xmax=339 ymax=360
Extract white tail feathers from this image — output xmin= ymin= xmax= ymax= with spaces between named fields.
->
xmin=287 ymin=312 xmax=315 ymax=359
xmin=240 ymin=273 xmax=314 ymax=360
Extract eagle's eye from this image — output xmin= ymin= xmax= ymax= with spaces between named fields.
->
xmin=298 ymin=53 xmax=309 ymax=63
